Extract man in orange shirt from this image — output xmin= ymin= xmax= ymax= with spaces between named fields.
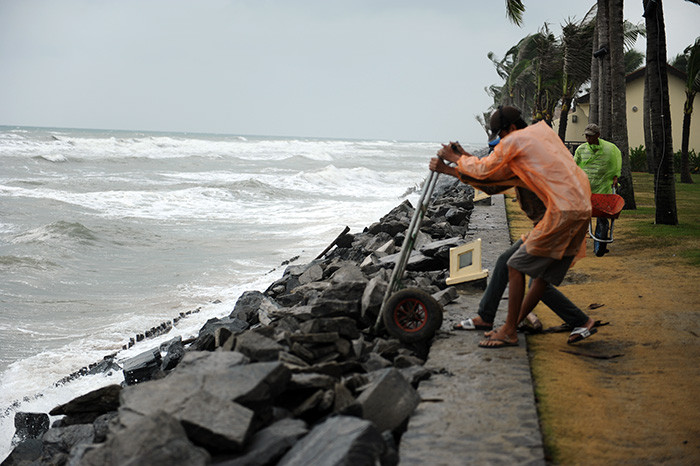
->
xmin=430 ymin=106 xmax=596 ymax=347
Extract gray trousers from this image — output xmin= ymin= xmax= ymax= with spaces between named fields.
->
xmin=478 ymin=239 xmax=589 ymax=327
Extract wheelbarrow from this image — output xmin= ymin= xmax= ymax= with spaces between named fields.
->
xmin=589 ymin=193 xmax=625 ymax=243
xmin=372 ymin=167 xmax=444 ymax=343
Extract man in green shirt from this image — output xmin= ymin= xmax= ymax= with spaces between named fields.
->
xmin=574 ymin=123 xmax=622 ymax=256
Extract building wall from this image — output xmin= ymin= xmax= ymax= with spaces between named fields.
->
xmin=555 ymin=70 xmax=700 ymax=153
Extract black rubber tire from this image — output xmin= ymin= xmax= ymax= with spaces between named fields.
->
xmin=382 ymin=287 xmax=443 ymax=343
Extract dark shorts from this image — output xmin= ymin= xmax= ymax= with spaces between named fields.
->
xmin=506 ymin=243 xmax=575 ymax=286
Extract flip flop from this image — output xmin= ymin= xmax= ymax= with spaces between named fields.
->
xmin=567 ymin=326 xmax=598 ymax=344
xmin=452 ymin=318 xmax=493 ymax=331
xmin=478 ymin=337 xmax=519 ymax=349
xmin=544 ymin=320 xmax=610 ymax=334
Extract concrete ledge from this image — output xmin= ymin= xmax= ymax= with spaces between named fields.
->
xmin=399 ymin=194 xmax=546 ymax=465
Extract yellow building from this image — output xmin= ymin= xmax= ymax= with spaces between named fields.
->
xmin=556 ymin=65 xmax=700 ymax=153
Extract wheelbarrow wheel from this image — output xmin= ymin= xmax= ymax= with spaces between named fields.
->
xmin=382 ymin=287 xmax=443 ymax=343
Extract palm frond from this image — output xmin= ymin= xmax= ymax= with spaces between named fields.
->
xmin=505 ymin=0 xmax=526 ymax=26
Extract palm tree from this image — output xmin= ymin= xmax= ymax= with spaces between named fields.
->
xmin=625 ymin=49 xmax=645 ymax=73
xmin=558 ymin=17 xmax=595 ymax=141
xmin=487 ymin=41 xmax=538 ymax=118
xmin=609 ymin=0 xmax=637 ymax=209
xmin=643 ymin=0 xmax=677 ymax=225
xmin=678 ymin=37 xmax=700 ymax=183
xmin=520 ymin=25 xmax=563 ymax=123
xmin=596 ymin=0 xmax=612 ymax=139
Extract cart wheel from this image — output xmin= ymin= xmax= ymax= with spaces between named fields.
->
xmin=382 ymin=288 xmax=443 ymax=343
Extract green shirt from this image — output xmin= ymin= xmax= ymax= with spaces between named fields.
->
xmin=574 ymin=138 xmax=622 ymax=194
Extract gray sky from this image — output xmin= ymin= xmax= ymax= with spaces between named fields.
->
xmin=1 ymin=1 xmax=698 ymax=143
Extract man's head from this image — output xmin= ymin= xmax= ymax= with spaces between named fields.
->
xmin=584 ymin=123 xmax=600 ymax=145
xmin=489 ymin=106 xmax=527 ymax=141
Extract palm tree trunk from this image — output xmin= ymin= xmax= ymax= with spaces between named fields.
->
xmin=680 ymin=92 xmax=695 ymax=183
xmin=589 ymin=16 xmax=600 ymax=124
xmin=558 ymin=97 xmax=572 ymax=142
xmin=644 ymin=69 xmax=655 ymax=173
xmin=644 ymin=0 xmax=678 ymax=225
xmin=609 ymin=0 xmax=636 ymax=208
xmin=598 ymin=0 xmax=612 ymax=139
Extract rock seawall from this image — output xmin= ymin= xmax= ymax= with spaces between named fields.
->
xmin=4 ymin=177 xmax=477 ymax=466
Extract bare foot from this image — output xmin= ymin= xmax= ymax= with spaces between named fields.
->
xmin=480 ymin=326 xmax=517 ymax=347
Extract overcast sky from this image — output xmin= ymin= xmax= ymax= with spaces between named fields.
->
xmin=1 ymin=1 xmax=698 ymax=142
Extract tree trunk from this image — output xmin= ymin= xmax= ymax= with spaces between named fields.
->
xmin=589 ymin=15 xmax=600 ymax=124
xmin=609 ymin=0 xmax=636 ymax=208
xmin=680 ymin=91 xmax=695 ymax=183
xmin=644 ymin=0 xmax=678 ymax=225
xmin=558 ymin=97 xmax=571 ymax=142
xmin=598 ymin=0 xmax=612 ymax=139
xmin=643 ymin=69 xmax=655 ymax=173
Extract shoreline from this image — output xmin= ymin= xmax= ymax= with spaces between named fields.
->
xmin=3 ymin=175 xmax=481 ymax=464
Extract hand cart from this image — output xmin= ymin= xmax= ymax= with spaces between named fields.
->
xmin=589 ymin=193 xmax=625 ymax=243
xmin=373 ymin=167 xmax=444 ymax=343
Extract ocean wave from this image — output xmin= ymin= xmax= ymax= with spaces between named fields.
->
xmin=11 ymin=221 xmax=98 ymax=245
xmin=0 ymin=255 xmax=59 ymax=270
xmin=1 ymin=130 xmax=440 ymax=165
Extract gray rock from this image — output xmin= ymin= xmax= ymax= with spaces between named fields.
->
xmin=432 ymin=286 xmax=458 ymax=307
xmin=42 ymin=424 xmax=96 ymax=454
xmin=288 ymin=373 xmax=337 ymax=391
xmin=309 ymin=298 xmax=359 ymax=319
xmin=219 ymin=418 xmax=308 ymax=466
xmin=319 ymin=280 xmax=367 ymax=301
xmin=418 ymin=237 xmax=463 ymax=257
xmin=79 ymin=411 xmax=210 ymax=466
xmin=198 ymin=316 xmax=250 ymax=340
xmin=360 ymin=275 xmax=387 ymax=321
xmin=355 ymin=368 xmax=421 ymax=432
xmin=361 ymin=352 xmax=392 ymax=372
xmin=2 ymin=438 xmax=44 ymax=465
xmin=160 ymin=336 xmax=185 ymax=370
xmin=329 ymin=264 xmax=366 ymax=284
xmin=230 ymin=290 xmax=265 ymax=322
xmin=119 ymin=361 xmax=290 ymax=428
xmin=175 ymin=350 xmax=249 ymax=376
xmin=299 ymin=317 xmax=360 ymax=340
xmin=178 ymin=391 xmax=254 ymax=452
xmin=12 ymin=412 xmax=50 ymax=445
xmin=49 ymin=384 xmax=121 ymax=425
xmin=234 ymin=330 xmax=285 ymax=362
xmin=93 ymin=412 xmax=118 ymax=443
xmin=122 ymin=348 xmax=162 ymax=385
xmin=298 ymin=263 xmax=324 ymax=285
xmin=277 ymin=416 xmax=386 ymax=466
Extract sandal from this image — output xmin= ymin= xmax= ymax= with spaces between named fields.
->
xmin=452 ymin=318 xmax=493 ymax=331
xmin=478 ymin=337 xmax=519 ymax=349
xmin=567 ymin=326 xmax=598 ymax=344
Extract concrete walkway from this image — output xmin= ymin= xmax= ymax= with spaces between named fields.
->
xmin=399 ymin=194 xmax=546 ymax=465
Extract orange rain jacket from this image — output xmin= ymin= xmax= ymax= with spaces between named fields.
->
xmin=456 ymin=121 xmax=592 ymax=259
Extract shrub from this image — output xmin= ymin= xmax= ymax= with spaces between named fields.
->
xmin=673 ymin=149 xmax=700 ymax=174
xmin=629 ymin=145 xmax=647 ymax=172
xmin=628 ymin=145 xmax=700 ymax=174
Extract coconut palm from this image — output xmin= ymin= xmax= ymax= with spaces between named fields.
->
xmin=643 ymin=0 xmax=677 ymax=224
xmin=558 ymin=17 xmax=595 ymax=141
xmin=487 ymin=41 xmax=538 ymax=117
xmin=678 ymin=37 xmax=700 ymax=183
xmin=625 ymin=49 xmax=645 ymax=74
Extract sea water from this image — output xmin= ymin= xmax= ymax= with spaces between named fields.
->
xmin=0 ymin=126 xmax=480 ymax=459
